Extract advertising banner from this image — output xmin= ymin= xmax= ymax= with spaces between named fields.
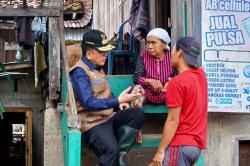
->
xmin=202 ymin=0 xmax=250 ymax=112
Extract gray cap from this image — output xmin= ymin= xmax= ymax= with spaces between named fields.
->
xmin=176 ymin=37 xmax=201 ymax=67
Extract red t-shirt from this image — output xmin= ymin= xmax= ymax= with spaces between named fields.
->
xmin=166 ymin=68 xmax=208 ymax=149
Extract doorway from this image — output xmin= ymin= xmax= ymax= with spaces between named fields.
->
xmin=152 ymin=0 xmax=171 ymax=35
xmin=0 ymin=107 xmax=32 ymax=166
xmin=239 ymin=140 xmax=250 ymax=166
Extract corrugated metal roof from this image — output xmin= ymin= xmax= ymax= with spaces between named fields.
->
xmin=64 ymin=27 xmax=89 ymax=40
xmin=63 ymin=0 xmax=92 ymax=28
xmin=0 ymin=0 xmax=49 ymax=8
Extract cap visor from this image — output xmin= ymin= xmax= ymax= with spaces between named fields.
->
xmin=97 ymin=44 xmax=115 ymax=52
xmin=183 ymin=52 xmax=199 ymax=67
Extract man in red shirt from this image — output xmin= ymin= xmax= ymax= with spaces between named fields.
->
xmin=150 ymin=36 xmax=208 ymax=166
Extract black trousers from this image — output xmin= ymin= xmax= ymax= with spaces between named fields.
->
xmin=82 ymin=108 xmax=144 ymax=166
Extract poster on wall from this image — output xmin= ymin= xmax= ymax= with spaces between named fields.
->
xmin=202 ymin=0 xmax=250 ymax=112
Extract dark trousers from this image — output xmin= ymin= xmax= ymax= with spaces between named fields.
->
xmin=82 ymin=108 xmax=144 ymax=166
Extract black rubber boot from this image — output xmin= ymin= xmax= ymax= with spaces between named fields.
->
xmin=117 ymin=125 xmax=139 ymax=166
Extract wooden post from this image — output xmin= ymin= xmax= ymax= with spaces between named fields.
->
xmin=186 ymin=0 xmax=193 ymax=36
xmin=25 ymin=109 xmax=32 ymax=166
xmin=58 ymin=16 xmax=78 ymax=128
xmin=0 ymin=8 xmax=61 ymax=17
xmin=171 ymin=0 xmax=185 ymax=46
xmin=48 ymin=17 xmax=61 ymax=100
xmin=23 ymin=0 xmax=27 ymax=8
xmin=148 ymin=0 xmax=156 ymax=29
xmin=59 ymin=15 xmax=81 ymax=166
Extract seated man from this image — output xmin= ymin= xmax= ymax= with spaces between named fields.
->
xmin=69 ymin=29 xmax=144 ymax=166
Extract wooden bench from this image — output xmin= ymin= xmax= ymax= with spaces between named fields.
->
xmin=61 ymin=74 xmax=205 ymax=166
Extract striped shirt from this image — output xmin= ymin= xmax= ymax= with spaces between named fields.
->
xmin=133 ymin=50 xmax=173 ymax=104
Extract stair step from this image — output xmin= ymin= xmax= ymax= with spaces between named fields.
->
xmin=142 ymin=134 xmax=162 ymax=139
xmin=133 ymin=134 xmax=162 ymax=148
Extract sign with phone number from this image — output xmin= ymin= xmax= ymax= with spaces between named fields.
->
xmin=202 ymin=0 xmax=250 ymax=112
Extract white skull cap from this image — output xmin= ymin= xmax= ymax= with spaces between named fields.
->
xmin=147 ymin=28 xmax=171 ymax=50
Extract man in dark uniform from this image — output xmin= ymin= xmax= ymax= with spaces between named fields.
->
xmin=69 ymin=29 xmax=144 ymax=166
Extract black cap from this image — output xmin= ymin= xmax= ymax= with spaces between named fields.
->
xmin=82 ymin=29 xmax=114 ymax=52
xmin=177 ymin=36 xmax=201 ymax=67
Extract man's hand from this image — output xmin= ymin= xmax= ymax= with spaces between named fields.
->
xmin=136 ymin=130 xmax=142 ymax=144
xmin=119 ymin=103 xmax=130 ymax=110
xmin=144 ymin=79 xmax=163 ymax=90
xmin=118 ymin=87 xmax=141 ymax=104
xmin=148 ymin=149 xmax=165 ymax=166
